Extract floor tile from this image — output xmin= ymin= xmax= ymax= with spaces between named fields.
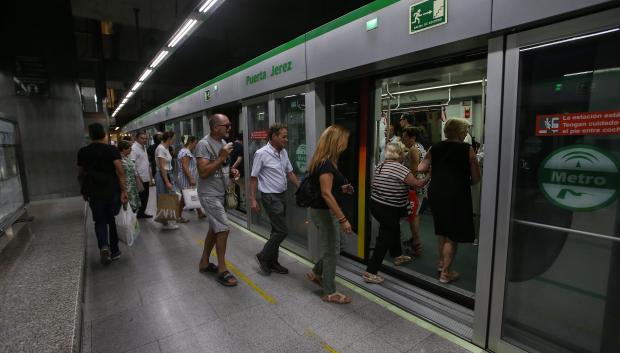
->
xmin=122 ymin=341 xmax=161 ymax=353
xmin=341 ymin=332 xmax=402 ymax=353
xmin=222 ymin=304 xmax=300 ymax=352
xmin=374 ymin=317 xmax=433 ymax=352
xmin=407 ymin=334 xmax=471 ymax=353
xmin=91 ymin=309 xmax=156 ymax=353
xmin=312 ymin=310 xmax=379 ymax=351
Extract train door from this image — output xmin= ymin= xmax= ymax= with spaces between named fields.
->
xmin=489 ymin=10 xmax=620 ymax=353
xmin=371 ymin=58 xmax=488 ymax=303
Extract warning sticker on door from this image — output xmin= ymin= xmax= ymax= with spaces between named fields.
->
xmin=535 ymin=111 xmax=620 ymax=137
xmin=538 ymin=145 xmax=620 ymax=211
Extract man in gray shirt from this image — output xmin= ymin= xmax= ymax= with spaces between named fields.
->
xmin=249 ymin=124 xmax=299 ymax=275
xmin=195 ymin=114 xmax=240 ymax=287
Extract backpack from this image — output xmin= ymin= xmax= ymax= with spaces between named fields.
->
xmin=295 ymin=173 xmax=319 ymax=207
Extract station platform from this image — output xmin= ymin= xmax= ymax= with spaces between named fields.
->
xmin=80 ymin=190 xmax=480 ymax=353
xmin=0 ymin=195 xmax=482 ymax=353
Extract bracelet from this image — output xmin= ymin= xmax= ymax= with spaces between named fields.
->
xmin=338 ymin=216 xmax=347 ymax=224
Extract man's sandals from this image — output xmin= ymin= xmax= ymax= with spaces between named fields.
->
xmin=216 ymin=271 xmax=238 ymax=286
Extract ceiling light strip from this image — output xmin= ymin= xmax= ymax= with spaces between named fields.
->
xmin=132 ymin=82 xmax=143 ymax=91
xmin=199 ymin=0 xmax=219 ymax=13
xmin=168 ymin=19 xmax=198 ymax=48
xmin=139 ymin=69 xmax=153 ymax=82
xmin=150 ymin=50 xmax=169 ymax=68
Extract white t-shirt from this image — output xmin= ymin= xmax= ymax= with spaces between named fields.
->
xmin=155 ymin=144 xmax=173 ymax=172
xmin=130 ymin=142 xmax=150 ymax=181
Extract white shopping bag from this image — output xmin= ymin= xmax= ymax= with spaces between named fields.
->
xmin=182 ymin=188 xmax=202 ymax=210
xmin=116 ymin=205 xmax=139 ymax=246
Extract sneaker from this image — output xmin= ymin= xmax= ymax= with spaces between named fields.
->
xmin=100 ymin=246 xmax=111 ymax=265
xmin=162 ymin=223 xmax=179 ymax=230
xmin=270 ymin=261 xmax=289 ymax=274
xmin=111 ymin=251 xmax=122 ymax=261
xmin=256 ymin=254 xmax=271 ymax=275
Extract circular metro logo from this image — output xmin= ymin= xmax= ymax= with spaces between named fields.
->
xmin=538 ymin=145 xmax=620 ymax=211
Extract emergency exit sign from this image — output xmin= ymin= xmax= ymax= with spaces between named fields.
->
xmin=409 ymin=0 xmax=447 ymax=35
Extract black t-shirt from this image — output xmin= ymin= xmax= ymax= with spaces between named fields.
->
xmin=147 ymin=143 xmax=158 ymax=176
xmin=77 ymin=143 xmax=121 ymax=199
xmin=230 ymin=141 xmax=244 ymax=176
xmin=311 ymin=160 xmax=347 ymax=209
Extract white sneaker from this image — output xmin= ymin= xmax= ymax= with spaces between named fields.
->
xmin=163 ymin=224 xmax=179 ymax=230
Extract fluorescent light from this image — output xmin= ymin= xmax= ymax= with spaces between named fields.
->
xmin=563 ymin=67 xmax=620 ymax=77
xmin=126 ymin=91 xmax=135 ymax=98
xmin=382 ymin=80 xmax=484 ymax=96
xmin=168 ymin=19 xmax=198 ymax=48
xmin=139 ymin=69 xmax=153 ymax=82
xmin=114 ymin=127 xmax=120 ymax=131
xmin=563 ymin=70 xmax=593 ymax=77
xmin=131 ymin=82 xmax=143 ymax=91
xmin=112 ymin=111 xmax=118 ymax=117
xmin=150 ymin=50 xmax=169 ymax=68
xmin=521 ymin=28 xmax=619 ymax=52
xmin=199 ymin=0 xmax=219 ymax=13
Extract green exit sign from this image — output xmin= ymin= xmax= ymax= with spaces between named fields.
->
xmin=409 ymin=0 xmax=447 ymax=35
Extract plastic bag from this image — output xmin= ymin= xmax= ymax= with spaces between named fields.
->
xmin=116 ymin=205 xmax=139 ymax=246
xmin=182 ymin=188 xmax=201 ymax=210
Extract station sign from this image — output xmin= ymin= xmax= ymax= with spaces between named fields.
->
xmin=536 ymin=110 xmax=620 ymax=137
xmin=246 ymin=61 xmax=294 ymax=86
xmin=409 ymin=0 xmax=447 ymax=35
xmin=538 ymin=145 xmax=620 ymax=211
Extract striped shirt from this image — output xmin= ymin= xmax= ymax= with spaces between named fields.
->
xmin=371 ymin=161 xmax=411 ymax=207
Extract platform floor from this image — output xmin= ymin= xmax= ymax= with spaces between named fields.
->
xmin=81 ymin=191 xmax=479 ymax=353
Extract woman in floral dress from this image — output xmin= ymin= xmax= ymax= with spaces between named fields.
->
xmin=118 ymin=140 xmax=142 ymax=212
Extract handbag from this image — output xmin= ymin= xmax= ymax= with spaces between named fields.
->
xmin=155 ymin=193 xmax=181 ymax=222
xmin=206 ymin=139 xmax=238 ymax=209
xmin=182 ymin=188 xmax=202 ymax=210
xmin=295 ymin=173 xmax=318 ymax=207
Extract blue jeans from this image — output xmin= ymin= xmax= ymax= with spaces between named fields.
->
xmin=89 ymin=194 xmax=122 ymax=253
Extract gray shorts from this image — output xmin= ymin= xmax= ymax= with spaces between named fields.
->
xmin=199 ymin=194 xmax=229 ymax=234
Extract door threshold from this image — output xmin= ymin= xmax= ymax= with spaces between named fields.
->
xmin=337 ymin=256 xmax=475 ymax=340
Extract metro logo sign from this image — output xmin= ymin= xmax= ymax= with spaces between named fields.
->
xmin=538 ymin=145 xmax=620 ymax=211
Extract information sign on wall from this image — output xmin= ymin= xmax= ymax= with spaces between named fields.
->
xmin=538 ymin=145 xmax=619 ymax=211
xmin=409 ymin=0 xmax=447 ymax=35
xmin=536 ymin=111 xmax=620 ymax=137
xmin=250 ymin=130 xmax=268 ymax=140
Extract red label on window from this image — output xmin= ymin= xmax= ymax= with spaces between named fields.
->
xmin=250 ymin=130 xmax=269 ymax=140
xmin=535 ymin=111 xmax=620 ymax=137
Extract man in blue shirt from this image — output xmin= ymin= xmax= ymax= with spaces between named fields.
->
xmin=249 ymin=124 xmax=300 ymax=275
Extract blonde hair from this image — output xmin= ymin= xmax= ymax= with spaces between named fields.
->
xmin=384 ymin=142 xmax=404 ymax=160
xmin=443 ymin=118 xmax=470 ymax=140
xmin=309 ymin=125 xmax=350 ymax=173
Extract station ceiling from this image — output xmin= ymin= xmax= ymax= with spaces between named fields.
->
xmin=71 ymin=0 xmax=374 ymax=126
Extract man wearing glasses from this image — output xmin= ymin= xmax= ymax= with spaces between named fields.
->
xmin=249 ymin=124 xmax=300 ymax=275
xmin=195 ymin=114 xmax=240 ymax=287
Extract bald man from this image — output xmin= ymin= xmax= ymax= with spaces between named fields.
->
xmin=195 ymin=114 xmax=240 ymax=287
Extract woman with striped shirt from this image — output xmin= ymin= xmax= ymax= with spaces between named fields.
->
xmin=363 ymin=143 xmax=428 ymax=284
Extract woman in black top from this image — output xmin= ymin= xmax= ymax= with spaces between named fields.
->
xmin=305 ymin=125 xmax=355 ymax=304
xmin=419 ymin=118 xmax=481 ymax=284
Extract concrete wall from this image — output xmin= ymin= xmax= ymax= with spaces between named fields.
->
xmin=0 ymin=0 xmax=85 ymax=201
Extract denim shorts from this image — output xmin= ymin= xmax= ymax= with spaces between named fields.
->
xmin=199 ymin=194 xmax=229 ymax=234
